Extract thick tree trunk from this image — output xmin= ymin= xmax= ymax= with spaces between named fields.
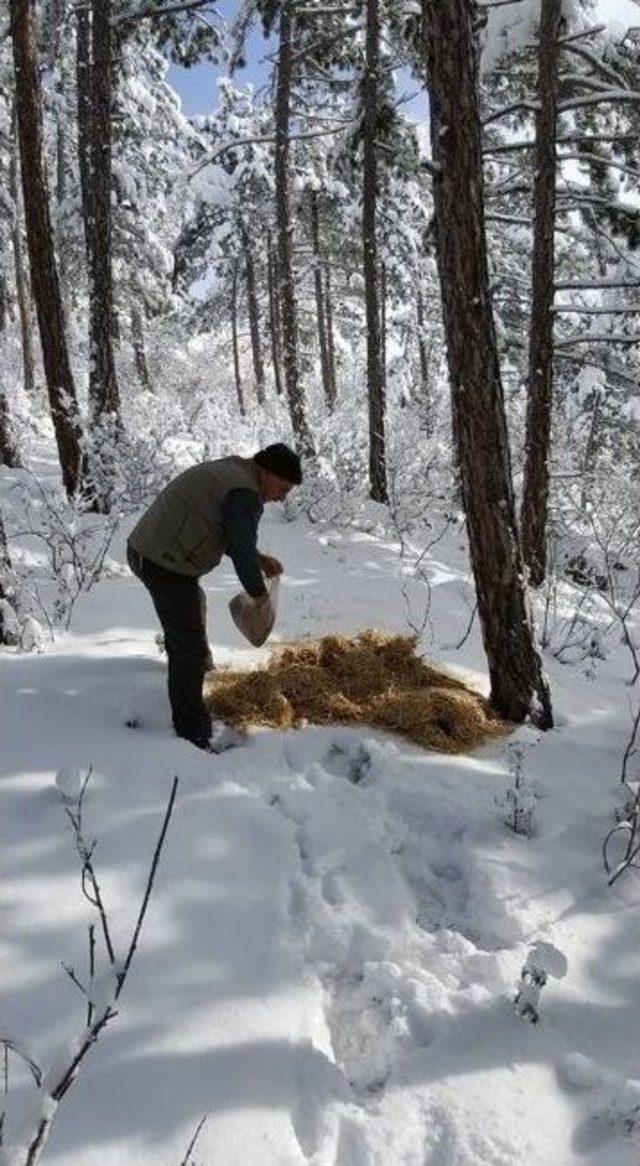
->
xmin=267 ymin=233 xmax=283 ymax=397
xmin=275 ymin=0 xmax=314 ymax=457
xmin=363 ymin=0 xmax=387 ymax=502
xmin=231 ymin=257 xmax=246 ymax=418
xmin=10 ymin=0 xmax=83 ymax=498
xmin=88 ymin=0 xmax=121 ymax=423
xmin=423 ymin=0 xmax=552 ymax=728
xmin=309 ymin=189 xmax=336 ymax=411
xmin=9 ymin=103 xmax=36 ymax=399
xmin=520 ymin=0 xmax=562 ymax=586
xmin=241 ymin=227 xmax=266 ymax=405
xmin=131 ymin=305 xmax=153 ymax=393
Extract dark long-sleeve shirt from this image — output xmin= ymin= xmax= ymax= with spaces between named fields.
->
xmin=221 ymin=488 xmax=267 ymax=598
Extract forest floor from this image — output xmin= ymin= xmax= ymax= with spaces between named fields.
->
xmin=2 ymin=448 xmax=640 ymax=1166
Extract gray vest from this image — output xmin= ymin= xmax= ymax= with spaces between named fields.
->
xmin=128 ymin=456 xmax=262 ymax=577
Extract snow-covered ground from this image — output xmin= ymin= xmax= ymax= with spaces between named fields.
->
xmin=2 ymin=465 xmax=640 ymax=1166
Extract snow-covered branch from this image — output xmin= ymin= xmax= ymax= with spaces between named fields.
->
xmin=559 ymin=89 xmax=640 ymax=111
xmin=555 ymin=332 xmax=640 ymax=347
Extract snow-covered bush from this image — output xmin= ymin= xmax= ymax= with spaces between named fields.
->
xmin=11 ymin=474 xmax=120 ymax=631
xmin=496 ymin=740 xmax=543 ymax=838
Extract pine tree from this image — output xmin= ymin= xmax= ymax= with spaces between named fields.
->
xmin=423 ymin=0 xmax=553 ymax=728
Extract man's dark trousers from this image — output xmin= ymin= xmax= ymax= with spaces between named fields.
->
xmin=127 ymin=545 xmax=213 ymax=745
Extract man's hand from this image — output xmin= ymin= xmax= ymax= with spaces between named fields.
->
xmin=258 ymin=552 xmax=283 ymax=579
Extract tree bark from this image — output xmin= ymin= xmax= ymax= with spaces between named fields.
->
xmin=423 ymin=0 xmax=552 ymax=728
xmin=131 ymin=305 xmax=153 ymax=392
xmin=323 ymin=254 xmax=337 ymax=407
xmin=241 ymin=227 xmax=266 ymax=405
xmin=416 ymin=287 xmax=433 ymax=433
xmin=48 ymin=0 xmax=68 ymax=280
xmin=76 ymin=3 xmax=93 ymax=267
xmin=88 ymin=0 xmax=121 ymax=423
xmin=363 ymin=0 xmax=387 ymax=502
xmin=309 ymin=189 xmax=336 ymax=411
xmin=10 ymin=0 xmax=83 ymax=498
xmin=0 ymin=503 xmax=18 ymax=645
xmin=231 ymin=257 xmax=246 ymax=417
xmin=9 ymin=102 xmax=36 ymax=399
xmin=267 ymin=233 xmax=283 ymax=397
xmin=0 ymin=272 xmax=22 ymax=468
xmin=274 ymin=0 xmax=314 ymax=457
xmin=520 ymin=0 xmax=563 ymax=586
xmin=0 ymin=387 xmax=22 ymax=469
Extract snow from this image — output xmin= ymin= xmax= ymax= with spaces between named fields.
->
xmin=3 ymin=487 xmax=640 ymax=1165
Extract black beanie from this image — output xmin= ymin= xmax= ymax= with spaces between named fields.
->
xmin=254 ymin=443 xmax=303 ymax=485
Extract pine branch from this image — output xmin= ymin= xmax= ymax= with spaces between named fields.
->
xmin=482 ymin=100 xmax=540 ymax=126
xmin=559 ymin=90 xmax=640 ymax=111
xmin=560 ymin=41 xmax=628 ymax=89
xmin=555 ymin=278 xmax=640 ymax=289
xmin=552 ymin=304 xmax=640 ymax=315
xmin=113 ymin=0 xmax=216 ymax=26
xmin=555 ymin=332 xmax=640 ymax=347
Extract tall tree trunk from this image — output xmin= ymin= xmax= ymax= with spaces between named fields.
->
xmin=89 ymin=0 xmax=121 ymax=424
xmin=9 ymin=103 xmax=36 ymax=399
xmin=309 ymin=189 xmax=335 ymax=411
xmin=131 ymin=305 xmax=153 ymax=392
xmin=0 ymin=273 xmax=22 ymax=468
xmin=0 ymin=388 xmax=22 ymax=469
xmin=48 ymin=0 xmax=68 ymax=281
xmin=10 ymin=0 xmax=83 ymax=498
xmin=520 ymin=0 xmax=562 ymax=586
xmin=363 ymin=0 xmax=387 ymax=502
xmin=231 ymin=257 xmax=246 ymax=418
xmin=0 ymin=503 xmax=18 ymax=646
xmin=416 ymin=287 xmax=433 ymax=432
xmin=380 ymin=258 xmax=387 ymax=402
xmin=241 ymin=227 xmax=266 ymax=405
xmin=76 ymin=3 xmax=93 ymax=267
xmin=323 ymin=254 xmax=337 ymax=407
xmin=267 ymin=233 xmax=283 ymax=397
xmin=423 ymin=0 xmax=552 ymax=728
xmin=274 ymin=0 xmax=314 ymax=457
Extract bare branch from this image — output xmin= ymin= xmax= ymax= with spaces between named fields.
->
xmin=557 ymin=24 xmax=607 ymax=46
xmin=178 ymin=1113 xmax=209 ymax=1166
xmin=61 ymin=963 xmax=88 ymax=998
xmin=117 ymin=776 xmax=179 ymax=994
xmin=0 ymin=1040 xmax=42 ymax=1088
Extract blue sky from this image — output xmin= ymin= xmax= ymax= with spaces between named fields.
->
xmin=167 ymin=19 xmax=273 ymax=117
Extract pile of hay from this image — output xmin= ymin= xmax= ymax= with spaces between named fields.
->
xmin=204 ymin=630 xmax=506 ymax=753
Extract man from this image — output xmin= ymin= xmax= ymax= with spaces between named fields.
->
xmin=127 ymin=443 xmax=302 ymax=750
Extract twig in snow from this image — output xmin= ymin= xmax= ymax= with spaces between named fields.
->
xmin=178 ymin=1113 xmax=209 ymax=1166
